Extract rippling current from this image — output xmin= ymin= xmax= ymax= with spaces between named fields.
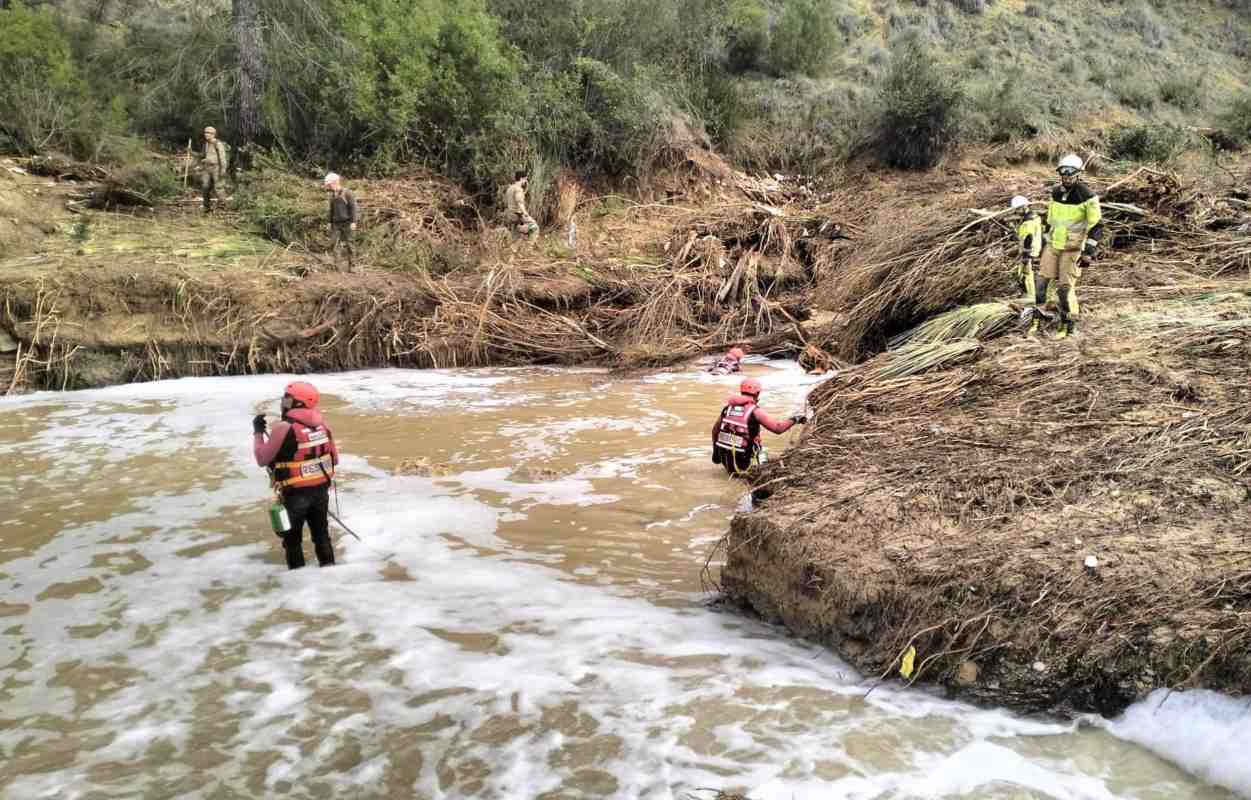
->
xmin=1 ymin=362 xmax=1247 ymax=799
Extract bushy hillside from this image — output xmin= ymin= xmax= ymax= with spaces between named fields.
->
xmin=730 ymin=0 xmax=1251 ymax=168
xmin=2 ymin=0 xmax=1249 ymax=187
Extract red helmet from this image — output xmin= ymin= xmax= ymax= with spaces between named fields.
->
xmin=284 ymin=380 xmax=320 ymax=409
xmin=740 ymin=377 xmax=762 ymax=397
xmin=728 ymin=347 xmax=745 ymax=360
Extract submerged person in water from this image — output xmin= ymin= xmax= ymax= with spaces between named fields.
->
xmin=253 ymin=381 xmax=340 ymax=569
xmin=710 ymin=346 xmax=747 ymax=375
xmin=712 ymin=377 xmax=806 ymax=476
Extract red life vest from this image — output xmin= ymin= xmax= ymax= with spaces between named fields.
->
xmin=272 ymin=422 xmax=335 ymax=491
xmin=715 ymin=394 xmax=759 ymax=455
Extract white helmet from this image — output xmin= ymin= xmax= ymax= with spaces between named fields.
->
xmin=1057 ymin=154 xmax=1084 ymax=173
xmin=323 ymin=172 xmax=341 ymax=185
xmin=1010 ymin=195 xmax=1030 ymax=210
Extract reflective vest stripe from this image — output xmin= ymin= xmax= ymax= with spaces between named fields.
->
xmin=1047 ymin=195 xmax=1101 ymax=251
xmin=273 ymin=453 xmax=334 ymax=488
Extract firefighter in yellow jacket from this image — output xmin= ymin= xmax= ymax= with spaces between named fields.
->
xmin=1030 ymin=154 xmax=1103 ymax=339
xmin=1010 ymin=195 xmax=1041 ymax=301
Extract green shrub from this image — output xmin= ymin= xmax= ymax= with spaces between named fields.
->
xmin=1088 ymin=60 xmax=1112 ymax=88
xmin=1217 ymin=91 xmax=1251 ymax=147
xmin=1115 ymin=77 xmax=1157 ymax=110
xmin=234 ymin=171 xmax=324 ymax=244
xmin=1159 ymin=75 xmax=1204 ymax=111
xmin=875 ymin=35 xmax=964 ymax=169
xmin=770 ymin=0 xmax=840 ymax=76
xmin=1108 ymin=123 xmax=1193 ymax=162
xmin=726 ymin=0 xmax=770 ymax=72
xmin=111 ymin=161 xmax=181 ymax=203
xmin=966 ymin=68 xmax=1036 ymax=143
xmin=0 ymin=2 xmax=88 ymax=154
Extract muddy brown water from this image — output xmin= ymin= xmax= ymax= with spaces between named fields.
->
xmin=0 ymin=365 xmax=1243 ymax=799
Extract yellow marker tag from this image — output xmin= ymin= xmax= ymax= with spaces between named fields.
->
xmin=900 ymin=646 xmax=916 ymax=679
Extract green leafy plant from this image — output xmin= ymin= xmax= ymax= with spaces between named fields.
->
xmin=770 ymin=0 xmax=840 ymax=76
xmin=875 ymin=35 xmax=964 ymax=169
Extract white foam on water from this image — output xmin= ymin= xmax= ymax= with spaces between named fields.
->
xmin=1102 ymin=689 xmax=1251 ymax=797
xmin=0 ymin=367 xmax=1243 ymax=799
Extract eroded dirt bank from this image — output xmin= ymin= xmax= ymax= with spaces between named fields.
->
xmin=719 ymin=162 xmax=1251 ymax=716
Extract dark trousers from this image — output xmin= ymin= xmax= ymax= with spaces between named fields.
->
xmin=281 ymin=488 xmax=335 ymax=569
xmin=330 ymin=222 xmax=354 ymax=270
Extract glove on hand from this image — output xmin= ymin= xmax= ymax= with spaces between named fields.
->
xmin=252 ymin=414 xmax=268 ymax=435
xmin=790 ymin=414 xmax=808 ymax=425
xmin=1082 ymin=239 xmax=1098 ymax=258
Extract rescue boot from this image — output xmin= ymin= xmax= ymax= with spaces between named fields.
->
xmin=1054 ymin=290 xmax=1072 ymax=339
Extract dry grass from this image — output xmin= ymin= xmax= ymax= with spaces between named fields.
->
xmin=721 ymin=287 xmax=1251 ymax=714
xmin=816 ymin=166 xmax=1251 ymax=363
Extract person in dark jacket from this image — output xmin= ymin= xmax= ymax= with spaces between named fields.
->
xmin=323 ymin=172 xmax=359 ymax=272
xmin=253 ymin=381 xmax=340 ymax=569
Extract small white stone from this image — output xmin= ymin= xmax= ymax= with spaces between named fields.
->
xmin=1074 ymin=537 xmax=1083 ymax=545
xmin=1032 ymin=661 xmax=1046 ymax=672
xmin=1084 ymin=555 xmax=1099 ymax=569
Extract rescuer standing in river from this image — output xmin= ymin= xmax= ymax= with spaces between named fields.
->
xmin=712 ymin=377 xmax=806 ymax=476
xmin=253 ymin=381 xmax=340 ymax=569
xmin=709 ymin=346 xmax=746 ymax=375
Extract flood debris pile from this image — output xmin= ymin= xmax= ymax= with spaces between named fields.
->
xmin=720 ymin=165 xmax=1251 ymax=715
xmin=816 ymin=168 xmax=1251 ymax=365
xmin=1 ymin=149 xmax=867 ymax=389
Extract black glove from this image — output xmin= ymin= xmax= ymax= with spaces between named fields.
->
xmin=252 ymin=414 xmax=268 ymax=435
xmin=1082 ymin=239 xmax=1097 ymax=259
xmin=790 ymin=414 xmax=808 ymax=425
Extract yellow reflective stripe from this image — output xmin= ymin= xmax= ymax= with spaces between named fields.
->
xmin=272 ymin=454 xmax=334 ymax=471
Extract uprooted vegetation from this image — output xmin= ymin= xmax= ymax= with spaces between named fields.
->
xmin=717 ymin=161 xmax=1251 ymax=715
xmin=0 ymin=151 xmax=856 ymax=391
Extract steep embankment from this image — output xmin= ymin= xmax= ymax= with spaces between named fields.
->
xmin=719 ymin=160 xmax=1251 ymax=715
xmin=0 ymin=153 xmax=833 ymax=392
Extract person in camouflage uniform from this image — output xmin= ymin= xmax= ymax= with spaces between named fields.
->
xmin=504 ymin=170 xmax=539 ymax=243
xmin=200 ymin=126 xmax=228 ymax=213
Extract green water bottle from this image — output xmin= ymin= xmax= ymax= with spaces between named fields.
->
xmin=269 ymin=501 xmax=290 ymax=535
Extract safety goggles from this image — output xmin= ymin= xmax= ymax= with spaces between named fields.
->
xmin=1057 ymin=166 xmax=1079 ymax=177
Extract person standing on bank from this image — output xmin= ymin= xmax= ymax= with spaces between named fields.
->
xmin=324 ymin=172 xmax=359 ymax=272
xmin=1010 ymin=195 xmax=1041 ymax=301
xmin=200 ymin=126 xmax=228 ymax=213
xmin=505 ymin=170 xmax=539 ymax=243
xmin=253 ymin=381 xmax=340 ymax=570
xmin=1030 ymin=154 xmax=1103 ymax=339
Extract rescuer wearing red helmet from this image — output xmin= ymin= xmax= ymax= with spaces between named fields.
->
xmin=252 ymin=381 xmax=341 ymax=569
xmin=710 ymin=345 xmax=748 ymax=375
xmin=711 ymin=376 xmax=806 ymax=476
